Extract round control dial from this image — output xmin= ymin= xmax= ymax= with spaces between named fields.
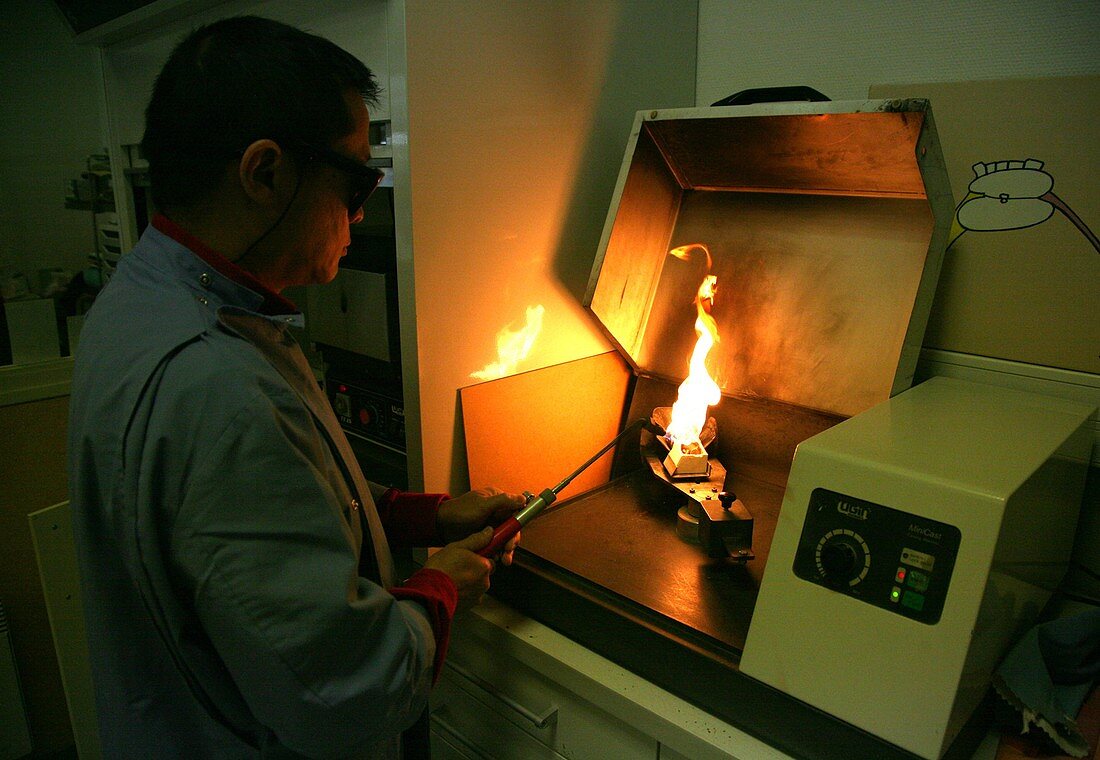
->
xmin=815 ymin=529 xmax=871 ymax=587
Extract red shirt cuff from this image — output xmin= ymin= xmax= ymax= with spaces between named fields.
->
xmin=390 ymin=568 xmax=457 ymax=683
xmin=376 ymin=489 xmax=449 ymax=547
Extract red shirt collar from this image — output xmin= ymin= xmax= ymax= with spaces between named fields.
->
xmin=151 ymin=213 xmax=297 ymax=315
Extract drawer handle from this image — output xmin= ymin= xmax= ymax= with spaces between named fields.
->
xmin=446 ymin=660 xmax=559 ymax=729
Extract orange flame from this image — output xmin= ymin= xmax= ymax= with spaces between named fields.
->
xmin=669 ymin=242 xmax=712 ymax=270
xmin=665 ymin=245 xmax=720 ymax=448
xmin=471 ymin=304 xmax=545 ymax=380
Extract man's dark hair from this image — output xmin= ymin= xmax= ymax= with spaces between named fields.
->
xmin=142 ymin=16 xmax=379 ymax=211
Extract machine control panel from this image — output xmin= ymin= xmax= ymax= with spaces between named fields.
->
xmin=328 ymin=380 xmax=406 ymax=453
xmin=793 ymin=488 xmax=960 ymax=624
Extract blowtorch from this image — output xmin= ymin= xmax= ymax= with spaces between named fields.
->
xmin=478 ymin=418 xmax=666 ymax=558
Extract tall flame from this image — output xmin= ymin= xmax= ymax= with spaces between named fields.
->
xmin=470 ymin=304 xmax=545 ymax=380
xmin=665 ymin=245 xmax=720 ymax=448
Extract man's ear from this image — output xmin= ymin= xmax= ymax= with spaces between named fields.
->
xmin=238 ymin=139 xmax=290 ymax=208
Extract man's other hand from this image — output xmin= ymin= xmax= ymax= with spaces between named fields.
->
xmin=437 ymin=487 xmax=525 ymax=564
xmin=422 ymin=527 xmax=497 ymax=612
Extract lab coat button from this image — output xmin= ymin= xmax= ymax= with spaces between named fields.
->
xmin=196 ymin=295 xmax=208 ymax=306
xmin=351 ymin=499 xmax=360 ymax=511
xmin=199 ymin=272 xmax=212 ymax=287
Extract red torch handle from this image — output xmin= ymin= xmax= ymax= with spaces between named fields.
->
xmin=477 ymin=516 xmax=523 ymax=558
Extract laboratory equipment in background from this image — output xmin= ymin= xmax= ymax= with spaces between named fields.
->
xmin=307 ymin=145 xmax=408 ymax=488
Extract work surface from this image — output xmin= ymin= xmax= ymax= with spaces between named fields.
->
xmin=513 ymin=465 xmax=784 ymax=653
xmin=490 ymin=466 xmax=992 ymax=760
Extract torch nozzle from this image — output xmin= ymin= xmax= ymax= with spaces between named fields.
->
xmin=643 ymin=420 xmax=667 ymax=438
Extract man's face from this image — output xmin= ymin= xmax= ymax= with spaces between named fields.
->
xmin=277 ymin=92 xmax=373 ymax=288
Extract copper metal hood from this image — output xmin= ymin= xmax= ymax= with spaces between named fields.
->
xmin=585 ymin=98 xmax=954 ymax=420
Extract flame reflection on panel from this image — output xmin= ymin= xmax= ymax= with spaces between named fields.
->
xmin=470 ymin=304 xmax=546 ymax=380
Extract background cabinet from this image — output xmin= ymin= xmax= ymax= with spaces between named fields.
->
xmin=307 ymin=269 xmax=393 ymax=362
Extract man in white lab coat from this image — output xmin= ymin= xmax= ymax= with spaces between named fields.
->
xmin=68 ymin=15 xmax=520 ymax=759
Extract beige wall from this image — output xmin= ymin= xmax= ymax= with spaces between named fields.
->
xmin=696 ymin=0 xmax=1100 ymax=105
xmin=402 ymin=0 xmax=698 ymax=493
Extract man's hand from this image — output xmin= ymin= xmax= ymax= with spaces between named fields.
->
xmin=437 ymin=487 xmax=525 ymax=564
xmin=422 ymin=528 xmax=496 ymax=612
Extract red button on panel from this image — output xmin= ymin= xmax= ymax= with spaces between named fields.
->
xmin=895 ymin=567 xmax=907 ymax=583
xmin=359 ymin=408 xmax=372 ymax=425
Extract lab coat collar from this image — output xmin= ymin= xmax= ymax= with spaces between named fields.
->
xmin=150 ymin=214 xmax=301 ymax=322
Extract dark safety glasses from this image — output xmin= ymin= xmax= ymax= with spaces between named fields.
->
xmin=295 ymin=141 xmax=384 ymax=215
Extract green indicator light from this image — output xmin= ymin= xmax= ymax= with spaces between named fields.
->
xmin=890 ymin=586 xmax=901 ymax=603
xmin=901 ymin=591 xmax=926 ymax=611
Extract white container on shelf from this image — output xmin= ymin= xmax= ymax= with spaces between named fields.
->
xmin=5 ymin=298 xmax=61 ymax=365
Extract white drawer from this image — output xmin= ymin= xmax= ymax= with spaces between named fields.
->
xmin=431 ymin=628 xmax=658 ymax=760
xmin=431 ymin=669 xmax=566 ymax=760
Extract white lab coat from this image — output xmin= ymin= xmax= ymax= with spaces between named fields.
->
xmin=68 ymin=224 xmax=436 ymax=758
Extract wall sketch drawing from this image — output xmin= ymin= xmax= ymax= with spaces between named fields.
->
xmin=949 ymin=159 xmax=1100 ymax=253
xmin=869 ymin=76 xmax=1099 ymax=374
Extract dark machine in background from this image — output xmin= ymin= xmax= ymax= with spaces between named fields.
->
xmin=309 ymin=154 xmax=409 ymax=490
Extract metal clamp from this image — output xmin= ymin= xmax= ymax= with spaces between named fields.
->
xmin=445 ymin=660 xmax=559 ymax=730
